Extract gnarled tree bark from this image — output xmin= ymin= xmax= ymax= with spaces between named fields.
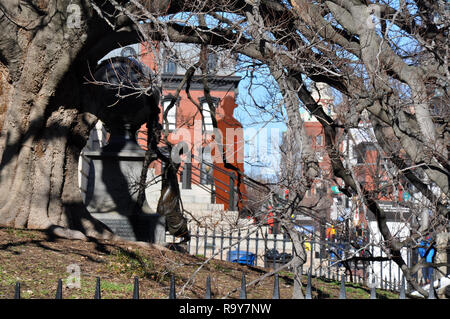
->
xmin=0 ymin=0 xmax=147 ymax=239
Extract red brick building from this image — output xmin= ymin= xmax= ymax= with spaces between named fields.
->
xmin=137 ymin=42 xmax=246 ymax=211
xmin=282 ymin=83 xmax=411 ymax=239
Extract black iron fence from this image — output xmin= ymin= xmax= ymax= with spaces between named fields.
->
xmin=12 ymin=270 xmax=438 ymax=299
xmin=182 ymin=226 xmax=293 ymax=268
xmin=9 ymin=227 xmax=440 ymax=300
xmin=171 ymin=226 xmax=422 ymax=293
xmin=8 ymin=229 xmax=439 ymax=299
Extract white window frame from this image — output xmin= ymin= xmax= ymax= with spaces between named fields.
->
xmin=201 ymin=102 xmax=214 ymax=132
xmin=163 ymin=98 xmax=177 ymax=131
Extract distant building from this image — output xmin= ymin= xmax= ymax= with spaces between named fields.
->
xmin=137 ymin=42 xmax=246 ymax=211
xmin=281 ymin=82 xmax=414 ymax=239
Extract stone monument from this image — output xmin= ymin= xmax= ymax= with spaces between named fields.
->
xmin=84 ymin=57 xmax=165 ymax=243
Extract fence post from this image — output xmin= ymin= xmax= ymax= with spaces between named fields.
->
xmin=428 ymin=272 xmax=435 ymax=299
xmin=212 ymin=228 xmax=216 ymax=258
xmin=203 ymin=228 xmax=208 ymax=258
xmin=319 ymin=240 xmax=323 ymax=278
xmin=370 ymin=282 xmax=377 ymax=299
xmin=272 ymin=232 xmax=276 ymax=270
xmin=228 ymin=228 xmax=233 ymax=261
xmin=380 ymin=252 xmax=383 ymax=290
xmin=220 ymin=228 xmax=225 ymax=261
xmin=14 ymin=282 xmax=20 ymax=299
xmin=339 ymin=275 xmax=346 ymax=299
xmin=255 ymin=230 xmax=259 ymax=267
xmin=272 ymin=274 xmax=280 ymax=299
xmin=94 ymin=277 xmax=101 ymax=299
xmin=246 ymin=229 xmax=250 ymax=265
xmin=195 ymin=226 xmax=200 ymax=256
xmin=205 ymin=276 xmax=212 ymax=299
xmin=240 ymin=273 xmax=247 ymax=299
xmin=169 ymin=274 xmax=176 ymax=299
xmin=389 ymin=259 xmax=392 ymax=291
xmin=237 ymin=229 xmax=241 ymax=257
xmin=187 ymin=226 xmax=192 ymax=254
xmin=305 ymin=270 xmax=312 ymax=299
xmin=399 ymin=276 xmax=406 ymax=299
xmin=55 ymin=279 xmax=63 ymax=299
xmin=133 ymin=277 xmax=139 ymax=299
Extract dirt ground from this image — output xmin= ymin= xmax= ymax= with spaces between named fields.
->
xmin=0 ymin=227 xmax=399 ymax=299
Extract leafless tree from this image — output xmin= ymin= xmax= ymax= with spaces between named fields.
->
xmin=0 ymin=0 xmax=448 ymax=298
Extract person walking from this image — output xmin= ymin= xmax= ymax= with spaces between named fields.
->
xmin=418 ymin=236 xmax=435 ymax=284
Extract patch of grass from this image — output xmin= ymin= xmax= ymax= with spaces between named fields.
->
xmin=106 ymin=248 xmax=179 ymax=284
xmin=100 ymin=280 xmax=133 ymax=298
xmin=4 ymin=228 xmax=37 ymax=240
xmin=40 ymin=288 xmax=51 ymax=297
xmin=0 ymin=265 xmax=20 ymax=287
xmin=1 ymin=276 xmax=17 ymax=287
xmin=309 ymin=276 xmax=400 ymax=299
xmin=21 ymin=290 xmax=34 ymax=299
xmin=107 ymin=248 xmax=156 ymax=278
xmin=376 ymin=289 xmax=399 ymax=299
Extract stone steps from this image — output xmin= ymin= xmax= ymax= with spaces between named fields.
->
xmin=143 ymin=178 xmax=244 ymax=230
xmin=145 ymin=183 xmax=213 ymax=204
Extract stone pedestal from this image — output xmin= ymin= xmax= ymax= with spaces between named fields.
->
xmin=84 ymin=57 xmax=166 ymax=243
xmin=84 ymin=127 xmax=165 ymax=244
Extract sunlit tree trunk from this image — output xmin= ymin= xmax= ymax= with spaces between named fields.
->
xmin=0 ymin=0 xmax=142 ymax=238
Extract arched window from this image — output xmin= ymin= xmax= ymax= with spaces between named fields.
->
xmin=199 ymin=97 xmax=219 ymax=132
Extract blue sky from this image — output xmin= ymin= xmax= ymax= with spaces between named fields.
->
xmin=233 ymin=65 xmax=287 ymax=179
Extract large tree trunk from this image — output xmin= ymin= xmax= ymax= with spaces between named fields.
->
xmin=0 ymin=0 xmax=139 ymax=239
